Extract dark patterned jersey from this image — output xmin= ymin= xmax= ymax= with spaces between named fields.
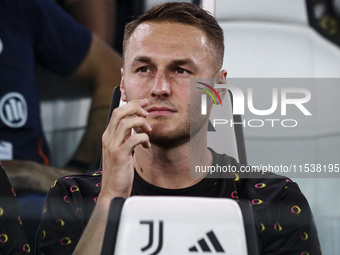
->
xmin=37 ymin=150 xmax=321 ymax=254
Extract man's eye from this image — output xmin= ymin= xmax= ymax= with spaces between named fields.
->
xmin=175 ymin=68 xmax=188 ymax=74
xmin=137 ymin=67 xmax=149 ymax=73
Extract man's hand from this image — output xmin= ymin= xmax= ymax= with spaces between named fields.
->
xmin=73 ymin=99 xmax=151 ymax=254
xmin=100 ymin=99 xmax=152 ymax=199
xmin=2 ymin=160 xmax=79 ymax=192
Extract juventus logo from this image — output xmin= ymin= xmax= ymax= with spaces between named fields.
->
xmin=140 ymin=220 xmax=164 ymax=255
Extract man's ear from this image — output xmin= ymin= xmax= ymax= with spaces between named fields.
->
xmin=216 ymin=69 xmax=227 ymax=84
xmin=120 ymin=67 xmax=128 ymax=102
xmin=215 ymin=69 xmax=227 ymax=104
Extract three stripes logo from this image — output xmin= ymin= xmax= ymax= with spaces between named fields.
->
xmin=189 ymin=230 xmax=225 ymax=253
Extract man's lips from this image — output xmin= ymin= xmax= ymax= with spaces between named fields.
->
xmin=146 ymin=106 xmax=176 ymax=116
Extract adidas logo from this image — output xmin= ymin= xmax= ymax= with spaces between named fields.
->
xmin=189 ymin=230 xmax=225 ymax=253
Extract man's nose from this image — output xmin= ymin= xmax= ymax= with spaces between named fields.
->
xmin=150 ymin=72 xmax=171 ymax=97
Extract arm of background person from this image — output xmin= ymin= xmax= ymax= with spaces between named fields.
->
xmin=55 ymin=0 xmax=121 ymax=170
xmin=2 ymin=160 xmax=78 ymax=193
xmin=4 ymin=35 xmax=122 ymax=192
xmin=67 ymin=34 xmax=123 ymax=171
xmin=61 ymin=0 xmax=115 ymax=45
xmin=3 ymin=0 xmax=121 ymax=192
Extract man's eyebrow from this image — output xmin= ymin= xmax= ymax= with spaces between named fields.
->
xmin=131 ymin=57 xmax=198 ymax=69
xmin=170 ymin=59 xmax=199 ymax=72
xmin=169 ymin=59 xmax=196 ymax=67
xmin=132 ymin=56 xmax=153 ymax=65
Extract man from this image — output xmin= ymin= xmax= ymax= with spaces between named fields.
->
xmin=37 ymin=2 xmax=321 ymax=254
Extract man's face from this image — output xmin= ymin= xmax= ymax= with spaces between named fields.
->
xmin=121 ymin=21 xmax=223 ymax=147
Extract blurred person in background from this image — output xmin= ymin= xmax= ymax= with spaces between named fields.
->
xmin=0 ymin=0 xmax=122 ymax=250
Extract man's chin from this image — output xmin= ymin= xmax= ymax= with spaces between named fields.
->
xmin=149 ymin=132 xmax=190 ymax=149
xmin=134 ymin=122 xmax=190 ymax=148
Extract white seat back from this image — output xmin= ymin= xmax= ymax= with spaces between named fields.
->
xmin=111 ymin=196 xmax=256 ymax=255
xmin=210 ymin=1 xmax=340 ymax=254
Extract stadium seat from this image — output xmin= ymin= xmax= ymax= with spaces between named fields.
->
xmin=210 ymin=0 xmax=340 ymax=253
xmin=101 ymin=197 xmax=259 ymax=255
